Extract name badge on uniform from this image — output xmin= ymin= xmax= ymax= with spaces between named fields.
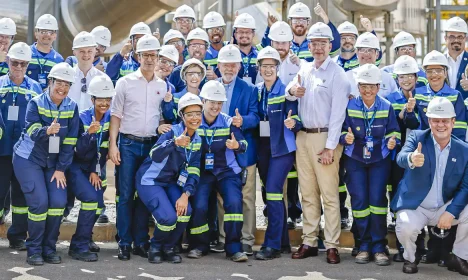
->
xmin=205 ymin=153 xmax=214 ymax=170
xmin=49 ymin=136 xmax=60 ymax=154
xmin=243 ymin=76 xmax=252 ymax=84
xmin=95 ymin=163 xmax=101 ymax=176
xmin=177 ymin=170 xmax=189 ymax=187
xmin=365 ymin=136 xmax=373 ymax=152
xmin=7 ymin=106 xmax=19 ymax=121
xmin=260 ymin=121 xmax=270 ymax=137
xmin=38 ymin=73 xmax=47 ymax=87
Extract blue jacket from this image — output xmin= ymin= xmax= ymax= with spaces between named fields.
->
xmin=393 ymin=129 xmax=468 ymax=219
xmin=335 ymin=50 xmax=383 ymax=72
xmin=168 ymin=64 xmax=207 ymax=93
xmin=198 ymin=113 xmax=247 ymax=179
xmin=382 ymin=64 xmax=428 ymax=89
xmin=257 ymin=78 xmax=302 ymax=157
xmin=204 ymin=42 xmax=227 ymax=77
xmin=136 ymin=123 xmax=201 ymax=195
xmin=161 ymin=86 xmax=194 ymax=124
xmin=106 ymin=52 xmax=140 ymax=84
xmin=386 ymin=89 xmax=420 ymax=146
xmin=0 ymin=108 xmax=4 ymax=140
xmin=27 ymin=43 xmax=64 ymax=89
xmin=455 ymin=51 xmax=468 ymax=99
xmin=65 ymin=56 xmax=108 ymax=72
xmin=340 ymin=96 xmax=401 ymax=164
xmin=238 ymin=46 xmax=259 ymax=85
xmin=414 ymin=83 xmax=467 ymax=140
xmin=0 ymin=62 xmax=8 ymax=77
xmin=14 ymin=90 xmax=79 ymax=171
xmin=0 ymin=75 xmax=42 ymax=156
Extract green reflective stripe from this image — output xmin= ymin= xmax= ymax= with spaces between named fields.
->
xmin=339 ymin=185 xmax=347 ymax=193
xmin=172 ymin=109 xmax=177 ymax=119
xmin=242 ymin=57 xmax=257 ymax=64
xmin=187 ymin=167 xmax=200 ymax=176
xmin=417 ymin=77 xmax=428 ymax=85
xmin=375 ymin=58 xmax=381 ymax=67
xmin=204 ymin=58 xmax=218 ymax=66
xmin=101 ymin=141 xmax=109 ymax=148
xmin=353 ymin=208 xmax=370 ymax=218
xmin=391 ymin=103 xmax=405 ymax=111
xmin=48 ymin=208 xmax=64 ymax=216
xmin=81 ymin=202 xmax=98 ymax=211
xmin=0 ymin=87 xmax=38 ymax=96
xmin=386 ymin=185 xmax=392 ymax=192
xmin=224 ymin=213 xmax=243 ymax=222
xmin=157 ymin=222 xmax=176 ymax=232
xmin=348 ymin=109 xmax=389 ymax=119
xmin=341 ymin=131 xmax=348 ymax=135
xmin=197 ymin=128 xmax=230 ymax=137
xmin=101 ymin=179 xmax=107 ymax=187
xmin=240 ymin=140 xmax=248 ymax=150
xmin=415 ymin=94 xmax=457 ymax=102
xmin=385 ymin=132 xmax=401 ymax=139
xmin=177 ymin=215 xmax=190 ymax=223
xmin=0 ymin=127 xmax=2 ymax=140
xmin=291 ymin=115 xmax=301 ymax=121
xmin=96 ymin=208 xmax=103 ymax=215
xmin=190 ymin=223 xmax=209 ymax=234
xmin=37 ymin=107 xmax=75 ymax=118
xmin=30 ymin=58 xmax=57 ymax=67
xmin=174 ymin=97 xmax=180 ymax=103
xmin=134 ymin=191 xmax=138 ymax=199
xmin=454 ymin=121 xmax=467 ymax=129
xmin=27 ymin=123 xmax=42 ymax=136
xmin=83 ymin=122 xmax=110 ymax=134
xmin=287 ymin=171 xmax=298 ymax=179
xmin=329 ymin=49 xmax=339 ymax=56
xmin=191 ymin=143 xmax=201 ymax=151
xmin=0 ymin=67 xmax=8 ymax=74
xmin=370 ymin=205 xmax=388 ymax=215
xmin=12 ymin=206 xmax=28 ymax=214
xmin=392 ymin=72 xmax=397 ymax=79
xmin=298 ymin=51 xmax=312 ymax=58
xmin=266 ymin=193 xmax=283 ymax=201
xmin=120 ymin=69 xmax=134 ymax=76
xmin=28 ymin=211 xmax=47 ymax=221
xmin=63 ymin=137 xmax=77 ymax=145
xmin=255 ymin=44 xmax=263 ymax=51
xmin=0 ymin=208 xmax=3 ymax=217
xmin=268 ymin=95 xmax=285 ymax=105
xmin=115 ymin=195 xmax=120 ymax=203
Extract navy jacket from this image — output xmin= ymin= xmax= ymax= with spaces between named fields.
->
xmin=106 ymin=52 xmax=140 ymax=84
xmin=455 ymin=51 xmax=468 ymax=100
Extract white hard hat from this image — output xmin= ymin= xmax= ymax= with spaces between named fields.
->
xmin=355 ymin=32 xmax=380 ymax=50
xmin=233 ymin=13 xmax=256 ymax=30
xmin=129 ymin=22 xmax=151 ymax=37
xmin=136 ymin=34 xmax=161 ymax=53
xmin=288 ymin=2 xmax=311 ymax=19
xmin=444 ymin=16 xmax=468 ymax=34
xmin=423 ymin=50 xmax=448 ymax=68
xmin=187 ymin=28 xmax=210 ymax=44
xmin=173 ymin=4 xmax=196 ymax=21
xmin=217 ymin=44 xmax=242 ymax=63
xmin=268 ymin=21 xmax=293 ymax=42
xmin=48 ymin=62 xmax=75 ymax=83
xmin=72 ymin=31 xmax=97 ymax=50
xmin=35 ymin=14 xmax=58 ymax=31
xmin=307 ymin=22 xmax=333 ymax=41
xmin=178 ymin=92 xmax=203 ymax=115
xmin=0 ymin=18 xmax=16 ymax=36
xmin=91 ymin=26 xmax=111 ymax=47
xmin=337 ymin=21 xmax=358 ymax=36
xmin=203 ymin=11 xmax=226 ymax=29
xmin=393 ymin=55 xmax=419 ymax=75
xmin=426 ymin=97 xmax=456 ymax=118
xmin=7 ymin=42 xmax=32 ymax=62
xmin=88 ymin=75 xmax=116 ymax=98
xmin=257 ymin=46 xmax=281 ymax=64
xmin=200 ymin=80 xmax=227 ymax=102
xmin=180 ymin=58 xmax=206 ymax=81
xmin=355 ymin=64 xmax=382 ymax=84
xmin=159 ymin=45 xmax=179 ymax=64
xmin=163 ymin=29 xmax=185 ymax=45
xmin=392 ymin=31 xmax=416 ymax=50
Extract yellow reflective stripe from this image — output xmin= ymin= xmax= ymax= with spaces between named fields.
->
xmin=187 ymin=167 xmax=200 ymax=176
xmin=96 ymin=208 xmax=103 ymax=215
xmin=341 ymin=131 xmax=348 ymax=135
xmin=387 ymin=185 xmax=392 ymax=192
xmin=266 ymin=193 xmax=283 ymax=201
xmin=190 ymin=223 xmax=209 ymax=234
xmin=101 ymin=179 xmax=108 ymax=187
xmin=268 ymin=95 xmax=285 ymax=105
xmin=196 ymin=128 xmax=230 ymax=137
xmin=329 ymin=49 xmax=339 ymax=56
xmin=347 ymin=109 xmax=389 ymax=119
xmin=28 ymin=211 xmax=47 ymax=221
xmin=339 ymin=185 xmax=347 ymax=193
xmin=83 ymin=122 xmax=110 ymax=133
xmin=204 ymin=58 xmax=218 ymax=65
xmin=120 ymin=69 xmax=134 ymax=76
xmin=191 ymin=142 xmax=201 ymax=151
xmin=115 ymin=195 xmax=120 ymax=203
xmin=298 ymin=51 xmax=312 ymax=58
xmin=157 ymin=222 xmax=176 ymax=232
xmin=174 ymin=97 xmax=180 ymax=103
xmin=224 ymin=213 xmax=243 ymax=222
xmin=101 ymin=141 xmax=109 ymax=148
xmin=255 ymin=44 xmax=263 ymax=51
xmin=48 ymin=208 xmax=65 ymax=216
xmin=27 ymin=123 xmax=42 ymax=136
xmin=12 ymin=206 xmax=28 ymax=214
xmin=30 ymin=58 xmax=57 ymax=67
xmin=353 ymin=208 xmax=370 ymax=218
xmin=37 ymin=107 xmax=75 ymax=118
xmin=370 ymin=205 xmax=388 ymax=215
xmin=242 ymin=57 xmax=257 ymax=64
xmin=177 ymin=215 xmax=190 ymax=223
xmin=0 ymin=87 xmax=38 ymax=96
xmin=417 ymin=77 xmax=428 ymax=85
xmin=63 ymin=137 xmax=77 ymax=145
xmin=287 ymin=171 xmax=297 ymax=179
xmin=81 ymin=202 xmax=98 ymax=211
xmin=391 ymin=103 xmax=405 ymax=111
xmin=454 ymin=121 xmax=467 ymax=129
xmin=385 ymin=132 xmax=401 ymax=140
xmin=291 ymin=115 xmax=301 ymax=121
xmin=0 ymin=127 xmax=2 ymax=140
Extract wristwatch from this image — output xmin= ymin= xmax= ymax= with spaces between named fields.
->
xmin=185 ymin=190 xmax=191 ymax=197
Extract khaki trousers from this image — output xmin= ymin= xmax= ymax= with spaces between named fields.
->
xmin=296 ymin=131 xmax=343 ymax=249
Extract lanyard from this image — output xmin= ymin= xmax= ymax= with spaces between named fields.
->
xmin=203 ymin=127 xmax=216 ymax=153
xmin=262 ymin=86 xmax=268 ymax=121
xmin=290 ymin=43 xmax=300 ymax=56
xmin=47 ymin=93 xmax=61 ymax=121
xmin=361 ymin=99 xmax=377 ymax=137
xmin=242 ymin=55 xmax=252 ymax=77
xmin=96 ymin=119 xmax=103 ymax=158
xmin=35 ymin=52 xmax=49 ymax=73
xmin=9 ymin=85 xmax=19 ymax=106
xmin=184 ymin=142 xmax=194 ymax=169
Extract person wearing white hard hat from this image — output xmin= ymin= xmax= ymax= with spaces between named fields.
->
xmin=109 ymin=34 xmax=167 ymax=261
xmin=443 ymin=16 xmax=468 ymax=99
xmin=286 ymin=21 xmax=350 ymax=264
xmin=155 ymin=45 xmax=178 ymax=92
xmin=203 ymin=11 xmax=228 ymax=82
xmin=65 ymin=75 xmax=115 ymax=262
xmin=173 ymin=4 xmax=196 ymax=38
xmin=393 ymin=96 xmax=468 ymax=276
xmin=13 ymin=62 xmax=79 ymax=265
xmin=27 ymin=14 xmax=64 ymax=90
xmin=347 ymin=32 xmax=397 ymax=98
xmin=340 ymin=64 xmax=400 ymax=266
xmin=0 ymin=17 xmax=17 ymax=76
xmin=0 ymin=42 xmax=42 ymax=251
xmin=106 ymin=22 xmax=152 ymax=83
xmin=135 ymin=92 xmax=202 ymax=264
xmin=164 ymin=29 xmax=186 ymax=66
xmin=185 ymin=80 xmax=248 ymax=262
xmin=252 ymin=47 xmax=302 ymax=260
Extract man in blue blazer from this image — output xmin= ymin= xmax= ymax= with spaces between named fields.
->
xmin=444 ymin=16 xmax=468 ymax=99
xmin=393 ymin=97 xmax=468 ymax=276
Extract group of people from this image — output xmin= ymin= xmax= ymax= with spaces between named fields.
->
xmin=0 ymin=2 xmax=467 ymax=277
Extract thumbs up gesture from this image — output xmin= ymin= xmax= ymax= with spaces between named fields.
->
xmin=153 ymin=28 xmax=161 ymax=40
xmin=267 ymin=12 xmax=278 ymax=27
xmin=289 ymin=50 xmax=300 ymax=66
xmin=226 ymin=132 xmax=240 ymax=150
xmin=175 ymin=128 xmax=191 ymax=147
xmin=461 ymin=73 xmax=468 ymax=91
xmin=411 ymin=142 xmax=425 ymax=167
xmin=406 ymin=91 xmax=416 ymax=112
xmin=314 ymin=3 xmax=329 ymax=24
xmin=360 ymin=15 xmax=373 ymax=32
xmin=0 ymin=45 xmax=6 ymax=63
xmin=47 ymin=117 xmax=61 ymax=135
xmin=232 ymin=108 xmax=243 ymax=128
xmin=345 ymin=127 xmax=354 ymax=145
xmin=164 ymin=87 xmax=173 ymax=102
xmin=88 ymin=116 xmax=101 ymax=134
xmin=206 ymin=65 xmax=218 ymax=81
xmin=284 ymin=110 xmax=296 ymax=129
xmin=387 ymin=135 xmax=396 ymax=150
xmin=292 ymin=75 xmax=306 ymax=98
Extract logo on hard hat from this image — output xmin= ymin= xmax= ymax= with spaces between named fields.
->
xmin=64 ymin=70 xmax=70 ymax=75
xmin=209 ymin=18 xmax=215 ymax=22
xmin=18 ymin=50 xmax=24 ymax=54
xmin=103 ymin=86 xmax=110 ymax=91
xmin=363 ymin=38 xmax=370 ymax=43
xmin=228 ymin=52 xmax=233 ymax=56
xmin=266 ymin=50 xmax=273 ymax=55
xmin=297 ymin=8 xmax=303 ymax=12
xmin=403 ymin=63 xmax=408 ymax=68
xmin=363 ymin=72 xmax=371 ymax=77
xmin=46 ymin=20 xmax=51 ymax=25
xmin=242 ymin=19 xmax=249 ymax=23
xmin=187 ymin=96 xmax=196 ymax=101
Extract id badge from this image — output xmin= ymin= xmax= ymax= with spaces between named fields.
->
xmin=243 ymin=76 xmax=252 ymax=84
xmin=7 ymin=106 xmax=19 ymax=121
xmin=363 ymin=146 xmax=371 ymax=159
xmin=38 ymin=73 xmax=47 ymax=88
xmin=49 ymin=136 xmax=60 ymax=153
xmin=177 ymin=170 xmax=189 ymax=187
xmin=205 ymin=153 xmax=214 ymax=170
xmin=95 ymin=164 xmax=101 ymax=176
xmin=365 ymin=136 xmax=374 ymax=152
xmin=260 ymin=121 xmax=270 ymax=137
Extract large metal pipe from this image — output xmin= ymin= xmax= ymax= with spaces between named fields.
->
xmin=435 ymin=0 xmax=441 ymax=51
xmin=27 ymin=0 xmax=35 ymax=45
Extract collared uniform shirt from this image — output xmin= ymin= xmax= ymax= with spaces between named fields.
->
xmin=27 ymin=43 xmax=64 ymax=89
xmin=219 ymin=78 xmax=236 ymax=114
xmin=278 ymin=56 xmax=303 ymax=86
xmin=285 ymin=56 xmax=351 ymax=149
xmin=111 ymin=69 xmax=167 ymax=137
xmin=447 ymin=52 xmax=464 ymax=89
xmin=347 ymin=66 xmax=398 ymax=98
xmin=68 ymin=66 xmax=107 ymax=111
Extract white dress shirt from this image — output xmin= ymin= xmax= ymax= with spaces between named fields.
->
xmin=347 ymin=66 xmax=398 ymax=98
xmin=278 ymin=56 xmax=303 ymax=85
xmin=68 ymin=66 xmax=106 ymax=111
xmin=111 ymin=69 xmax=167 ymax=137
xmin=446 ymin=51 xmax=464 ymax=89
xmin=285 ymin=56 xmax=351 ymax=150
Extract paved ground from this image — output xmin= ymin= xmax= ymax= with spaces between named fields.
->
xmin=0 ymin=240 xmax=459 ymax=280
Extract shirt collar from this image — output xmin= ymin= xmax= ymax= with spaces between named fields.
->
xmin=432 ymin=133 xmax=451 ymax=152
xmin=446 ymin=51 xmax=464 ymax=63
xmin=219 ymin=77 xmax=236 ymax=88
xmin=313 ymin=56 xmax=331 ymax=70
xmin=134 ymin=68 xmax=163 ymax=82
xmin=74 ymin=66 xmax=98 ymax=79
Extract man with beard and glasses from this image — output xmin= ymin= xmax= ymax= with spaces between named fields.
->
xmin=444 ymin=17 xmax=468 ymax=100
xmin=203 ymin=11 xmax=228 ymax=82
xmin=0 ymin=18 xmax=17 ymax=77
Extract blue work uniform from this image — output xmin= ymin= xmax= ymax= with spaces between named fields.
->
xmin=0 ymin=62 xmax=9 ymax=77
xmin=161 ymin=88 xmax=201 ymax=124
xmin=135 ymin=123 xmax=201 ymax=250
xmin=204 ymin=42 xmax=229 ymax=73
xmin=13 ymin=90 xmax=79 ymax=257
xmin=0 ymin=75 xmax=42 ymax=245
xmin=454 ymin=51 xmax=468 ymax=99
xmin=340 ymin=95 xmax=400 ymax=254
xmin=106 ymin=52 xmax=140 ymax=84
xmin=188 ymin=113 xmax=247 ymax=255
xmin=382 ymin=64 xmax=428 ymax=89
xmin=66 ymin=107 xmax=110 ymax=253
xmin=256 ymin=79 xmax=302 ymax=250
xmin=65 ymin=56 xmax=108 ymax=72
xmin=238 ymin=46 xmax=259 ymax=85
xmin=27 ymin=43 xmax=64 ymax=89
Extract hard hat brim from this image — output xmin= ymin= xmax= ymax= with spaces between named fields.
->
xmin=88 ymin=91 xmax=116 ymax=98
xmin=426 ymin=112 xmax=456 ymax=118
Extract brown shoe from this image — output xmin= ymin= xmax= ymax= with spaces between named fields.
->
xmin=326 ymin=248 xmax=340 ymax=264
xmin=292 ymin=244 xmax=318 ymax=259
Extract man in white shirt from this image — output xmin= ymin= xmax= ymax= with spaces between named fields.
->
xmin=444 ymin=16 xmax=468 ymax=99
xmin=286 ymin=22 xmax=350 ymax=264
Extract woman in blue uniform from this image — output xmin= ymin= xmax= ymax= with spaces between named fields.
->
xmin=13 ymin=62 xmax=79 ymax=266
xmin=135 ymin=93 xmax=203 ymax=264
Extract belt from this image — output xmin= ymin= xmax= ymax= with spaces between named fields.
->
xmin=122 ymin=133 xmax=157 ymax=143
xmin=300 ymin=127 xmax=328 ymax=133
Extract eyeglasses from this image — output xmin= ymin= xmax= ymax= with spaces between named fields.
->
xmin=183 ymin=111 xmax=202 ymax=118
xmin=207 ymin=27 xmax=224 ymax=34
xmin=291 ymin=18 xmax=309 ymax=25
xmin=176 ymin=18 xmax=194 ymax=25
xmin=341 ymin=36 xmax=356 ymax=42
xmin=425 ymin=68 xmax=445 ymax=75
xmin=310 ymin=41 xmax=329 ymax=49
xmin=159 ymin=58 xmax=176 ymax=67
xmin=397 ymin=74 xmax=416 ymax=81
xmin=54 ymin=79 xmax=72 ymax=88
xmin=81 ymin=77 xmax=87 ymax=93
xmin=10 ymin=60 xmax=28 ymax=68
xmin=358 ymin=84 xmax=378 ymax=91
xmin=447 ymin=35 xmax=466 ymax=41
xmin=357 ymin=48 xmax=376 ymax=54
xmin=235 ymin=30 xmax=254 ymax=36
xmin=398 ymin=46 xmax=415 ymax=53
xmin=96 ymin=44 xmax=107 ymax=51
xmin=167 ymin=40 xmax=184 ymax=47
xmin=188 ymin=43 xmax=206 ymax=49
xmin=185 ymin=71 xmax=203 ymax=78
xmin=141 ymin=53 xmax=158 ymax=60
xmin=38 ymin=29 xmax=56 ymax=35
xmin=260 ymin=64 xmax=277 ymax=71
xmin=0 ymin=34 xmax=12 ymax=41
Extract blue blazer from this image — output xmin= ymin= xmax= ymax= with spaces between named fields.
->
xmin=456 ymin=51 xmax=468 ymax=99
xmin=392 ymin=129 xmax=468 ymax=219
